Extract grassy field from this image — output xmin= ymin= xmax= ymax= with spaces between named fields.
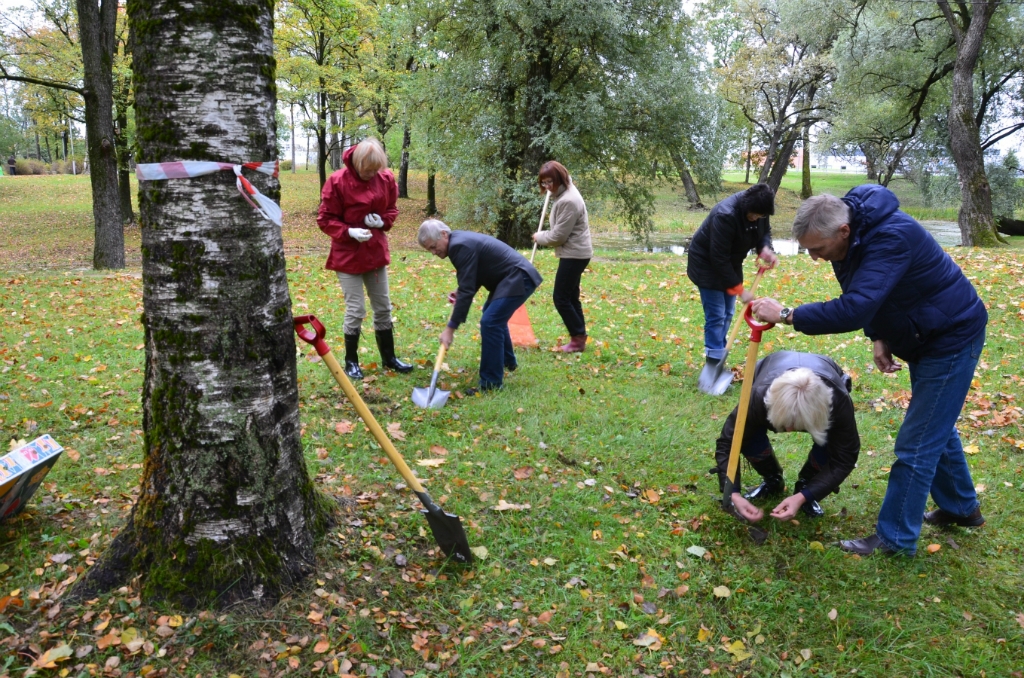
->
xmin=1 ymin=175 xmax=1023 ymax=677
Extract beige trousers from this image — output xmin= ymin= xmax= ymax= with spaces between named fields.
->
xmin=336 ymin=267 xmax=393 ymax=335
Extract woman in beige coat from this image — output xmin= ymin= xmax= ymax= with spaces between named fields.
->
xmin=532 ymin=161 xmax=593 ymax=352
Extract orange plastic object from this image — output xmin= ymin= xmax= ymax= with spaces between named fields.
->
xmin=508 ymin=304 xmax=538 ymax=347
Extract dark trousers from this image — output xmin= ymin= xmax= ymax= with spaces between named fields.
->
xmin=552 ymin=258 xmax=589 ymax=336
xmin=478 ymin=273 xmax=538 ymax=390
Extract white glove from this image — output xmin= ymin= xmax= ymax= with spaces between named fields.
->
xmin=364 ymin=213 xmax=384 ymax=228
xmin=348 ymin=227 xmax=372 ymax=242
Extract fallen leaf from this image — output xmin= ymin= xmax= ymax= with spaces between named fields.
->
xmin=513 ymin=466 xmax=534 ymax=480
xmin=387 ymin=422 xmax=406 ymax=440
xmin=416 ymin=458 xmax=446 ymax=467
xmin=492 ymin=500 xmax=531 ymax=511
xmin=726 ymin=639 xmax=753 ymax=662
xmin=429 ymin=444 xmax=448 ymax=456
xmin=96 ymin=633 xmax=120 ymax=649
xmin=926 ymin=543 xmax=942 ymax=554
xmin=316 ymin=448 xmax=329 ymax=460
xmin=614 ymin=620 xmax=628 ymax=630
xmin=543 ymin=557 xmax=557 ymax=566
xmin=809 ymin=541 xmax=825 ymax=551
xmin=800 ymin=648 xmax=812 ymax=661
xmin=1016 ymin=612 xmax=1024 ymax=629
xmin=314 ymin=639 xmax=330 ymax=653
xmin=66 ymin=448 xmax=80 ymax=462
xmin=537 ymin=610 xmax=553 ymax=624
xmin=335 ymin=420 xmax=355 ymax=434
xmin=644 ymin=489 xmax=660 ymax=504
xmin=828 ymin=608 xmax=838 ymax=621
xmin=713 ymin=585 xmax=731 ymax=598
xmin=168 ymin=614 xmax=184 ymax=627
xmin=697 ymin=626 xmax=712 ymax=642
xmin=470 ymin=545 xmax=489 ymax=560
xmin=121 ymin=628 xmax=138 ymax=644
xmin=686 ymin=545 xmax=707 ymax=558
xmin=32 ymin=643 xmax=73 ymax=668
xmin=633 ymin=628 xmax=665 ymax=649
xmin=963 ymin=444 xmax=980 ymax=455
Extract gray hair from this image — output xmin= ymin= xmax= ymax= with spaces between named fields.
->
xmin=418 ymin=218 xmax=451 ymax=247
xmin=764 ymin=368 xmax=833 ymax=446
xmin=792 ymin=194 xmax=850 ymax=240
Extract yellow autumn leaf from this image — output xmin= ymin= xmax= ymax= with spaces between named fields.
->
xmin=121 ymin=627 xmax=138 ymax=644
xmin=713 ymin=585 xmax=731 ymax=598
xmin=32 ymin=643 xmax=73 ymax=668
xmin=963 ymin=444 xmax=980 ymax=455
xmin=727 ymin=639 xmax=753 ymax=662
xmin=168 ymin=615 xmax=184 ymax=627
xmin=697 ymin=626 xmax=712 ymax=642
xmin=416 ymin=458 xmax=446 ymax=467
xmin=809 ymin=541 xmax=825 ymax=551
xmin=614 ymin=620 xmax=628 ymax=630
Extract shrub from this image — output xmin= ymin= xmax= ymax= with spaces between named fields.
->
xmin=280 ymin=159 xmax=293 ymax=171
xmin=15 ymin=158 xmax=48 ymax=175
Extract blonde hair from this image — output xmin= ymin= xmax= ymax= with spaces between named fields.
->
xmin=764 ymin=368 xmax=833 ymax=446
xmin=351 ymin=137 xmax=388 ymax=176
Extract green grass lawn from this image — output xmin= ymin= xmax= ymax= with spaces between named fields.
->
xmin=1 ymin=176 xmax=1023 ymax=677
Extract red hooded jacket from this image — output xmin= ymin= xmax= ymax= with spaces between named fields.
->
xmin=317 ymin=146 xmax=399 ymax=274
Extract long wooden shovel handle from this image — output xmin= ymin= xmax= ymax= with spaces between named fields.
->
xmin=529 ymin=190 xmax=552 ymax=264
xmin=725 ymin=339 xmax=762 ymax=486
xmin=433 ymin=344 xmax=447 ymax=373
xmin=322 ymin=352 xmax=426 ymax=493
xmin=723 ymin=266 xmax=768 ymax=351
xmin=294 ymin=314 xmax=425 ymax=493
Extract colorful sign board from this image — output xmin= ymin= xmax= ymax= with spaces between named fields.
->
xmin=0 ymin=435 xmax=64 ymax=522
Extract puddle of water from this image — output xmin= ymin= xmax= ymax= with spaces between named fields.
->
xmin=593 ymin=221 xmax=961 ymax=254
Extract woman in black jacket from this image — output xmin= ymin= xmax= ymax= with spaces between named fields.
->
xmin=687 ymin=183 xmax=778 ymax=377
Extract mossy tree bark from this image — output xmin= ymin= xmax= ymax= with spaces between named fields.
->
xmin=77 ymin=0 xmax=125 ymax=268
xmin=74 ymin=0 xmax=332 ymax=609
xmin=938 ymin=0 xmax=1001 ymax=247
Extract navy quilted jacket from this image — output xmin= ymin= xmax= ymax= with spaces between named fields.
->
xmin=794 ymin=184 xmax=987 ymax=362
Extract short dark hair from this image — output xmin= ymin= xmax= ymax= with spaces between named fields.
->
xmin=738 ymin=183 xmax=776 ymax=216
xmin=538 ymin=161 xmax=571 ymax=191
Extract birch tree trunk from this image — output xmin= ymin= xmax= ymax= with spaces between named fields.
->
xmin=398 ymin=123 xmax=411 ymax=199
xmin=801 ymin=123 xmax=812 ymax=199
xmin=76 ymin=0 xmax=125 ymax=268
xmin=938 ymin=0 xmax=1001 ymax=246
xmin=74 ymin=0 xmax=331 ymax=608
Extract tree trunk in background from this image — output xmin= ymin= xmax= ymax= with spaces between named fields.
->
xmin=670 ymin=150 xmax=704 ymax=208
xmin=744 ymin=127 xmax=752 ymax=184
xmin=398 ymin=124 xmax=411 ymax=199
xmin=290 ymin=103 xmax=296 ymax=173
xmin=329 ymin=106 xmax=341 ymax=171
xmin=74 ymin=0 xmax=331 ymax=608
xmin=939 ymin=0 xmax=1001 ymax=246
xmin=861 ymin=144 xmax=879 ymax=182
xmin=426 ymin=169 xmax=436 ymax=215
xmin=34 ymin=129 xmax=42 ymax=160
xmin=77 ymin=0 xmax=125 ymax=269
xmin=801 ymin=124 xmax=812 ymax=199
xmin=764 ymin=131 xmax=798 ymax=192
xmin=316 ymin=88 xmax=328 ymax=189
xmin=44 ymin=135 xmax=52 ymax=163
xmin=115 ymin=107 xmax=134 ymax=224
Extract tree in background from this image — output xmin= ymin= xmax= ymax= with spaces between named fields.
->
xmin=74 ymin=0 xmax=332 ymax=607
xmin=719 ymin=0 xmax=839 ymax=192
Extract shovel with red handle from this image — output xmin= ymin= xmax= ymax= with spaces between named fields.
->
xmin=295 ymin=314 xmax=473 ymax=564
xmin=721 ymin=304 xmax=775 ymax=528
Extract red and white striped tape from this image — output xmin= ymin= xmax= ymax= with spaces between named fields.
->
xmin=135 ymin=160 xmax=282 ymax=226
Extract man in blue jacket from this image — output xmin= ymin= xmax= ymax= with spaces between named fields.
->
xmin=752 ymin=185 xmax=988 ymax=556
xmin=418 ymin=219 xmax=542 ymax=393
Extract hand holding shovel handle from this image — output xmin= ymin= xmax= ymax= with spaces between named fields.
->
xmin=721 ymin=305 xmax=775 ymax=521
xmin=295 ymin=315 xmax=473 ymax=563
xmin=529 ymin=190 xmax=552 ymax=264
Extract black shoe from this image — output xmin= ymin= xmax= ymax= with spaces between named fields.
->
xmin=344 ymin=333 xmax=363 ymax=380
xmin=464 ymin=387 xmax=480 ymax=396
xmin=505 ymin=362 xmax=517 ymax=372
xmin=344 ymin=360 xmax=363 ymax=380
xmin=839 ymin=533 xmax=905 ymax=556
xmin=793 ymin=479 xmax=824 ymax=518
xmin=743 ymin=473 xmax=785 ymax=502
xmin=375 ymin=328 xmax=413 ymax=373
xmin=801 ymin=498 xmax=825 ymax=518
xmin=923 ymin=506 xmax=984 ymax=528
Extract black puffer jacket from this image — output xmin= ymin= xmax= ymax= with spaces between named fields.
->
xmin=714 ymin=351 xmax=859 ymax=501
xmin=687 ymin=191 xmax=771 ymax=291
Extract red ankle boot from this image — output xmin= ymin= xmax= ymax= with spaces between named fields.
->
xmin=559 ymin=334 xmax=587 ymax=353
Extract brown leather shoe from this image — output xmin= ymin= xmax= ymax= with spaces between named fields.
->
xmin=839 ymin=533 xmax=905 ymax=556
xmin=923 ymin=507 xmax=984 ymax=528
xmin=558 ymin=335 xmax=587 ymax=353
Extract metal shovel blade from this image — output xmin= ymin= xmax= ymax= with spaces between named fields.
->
xmin=412 ymin=384 xmax=450 ymax=409
xmin=697 ymin=359 xmax=723 ymax=394
xmin=709 ymin=369 xmax=735 ymax=396
xmin=416 ymin=491 xmax=473 ymax=563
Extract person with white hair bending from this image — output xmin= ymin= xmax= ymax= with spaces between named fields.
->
xmin=713 ymin=351 xmax=859 ymax=522
xmin=418 ymin=219 xmax=542 ymax=394
xmin=317 ymin=137 xmax=413 ymax=380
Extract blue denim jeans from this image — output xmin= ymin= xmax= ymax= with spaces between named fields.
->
xmin=478 ymin=274 xmax=538 ymax=390
xmin=875 ymin=328 xmax=985 ymax=555
xmin=698 ymin=287 xmax=737 ymax=360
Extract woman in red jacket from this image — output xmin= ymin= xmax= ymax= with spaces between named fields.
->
xmin=317 ymin=137 xmax=412 ymax=379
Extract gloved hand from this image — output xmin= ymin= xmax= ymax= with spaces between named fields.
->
xmin=348 ymin=227 xmax=372 ymax=242
xmin=364 ymin=213 xmax=384 ymax=228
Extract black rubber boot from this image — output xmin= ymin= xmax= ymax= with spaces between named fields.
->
xmin=375 ymin=328 xmax=413 ymax=373
xmin=344 ymin=332 xmax=363 ymax=380
xmin=794 ymin=479 xmax=825 ymax=518
xmin=743 ymin=455 xmax=786 ymax=502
